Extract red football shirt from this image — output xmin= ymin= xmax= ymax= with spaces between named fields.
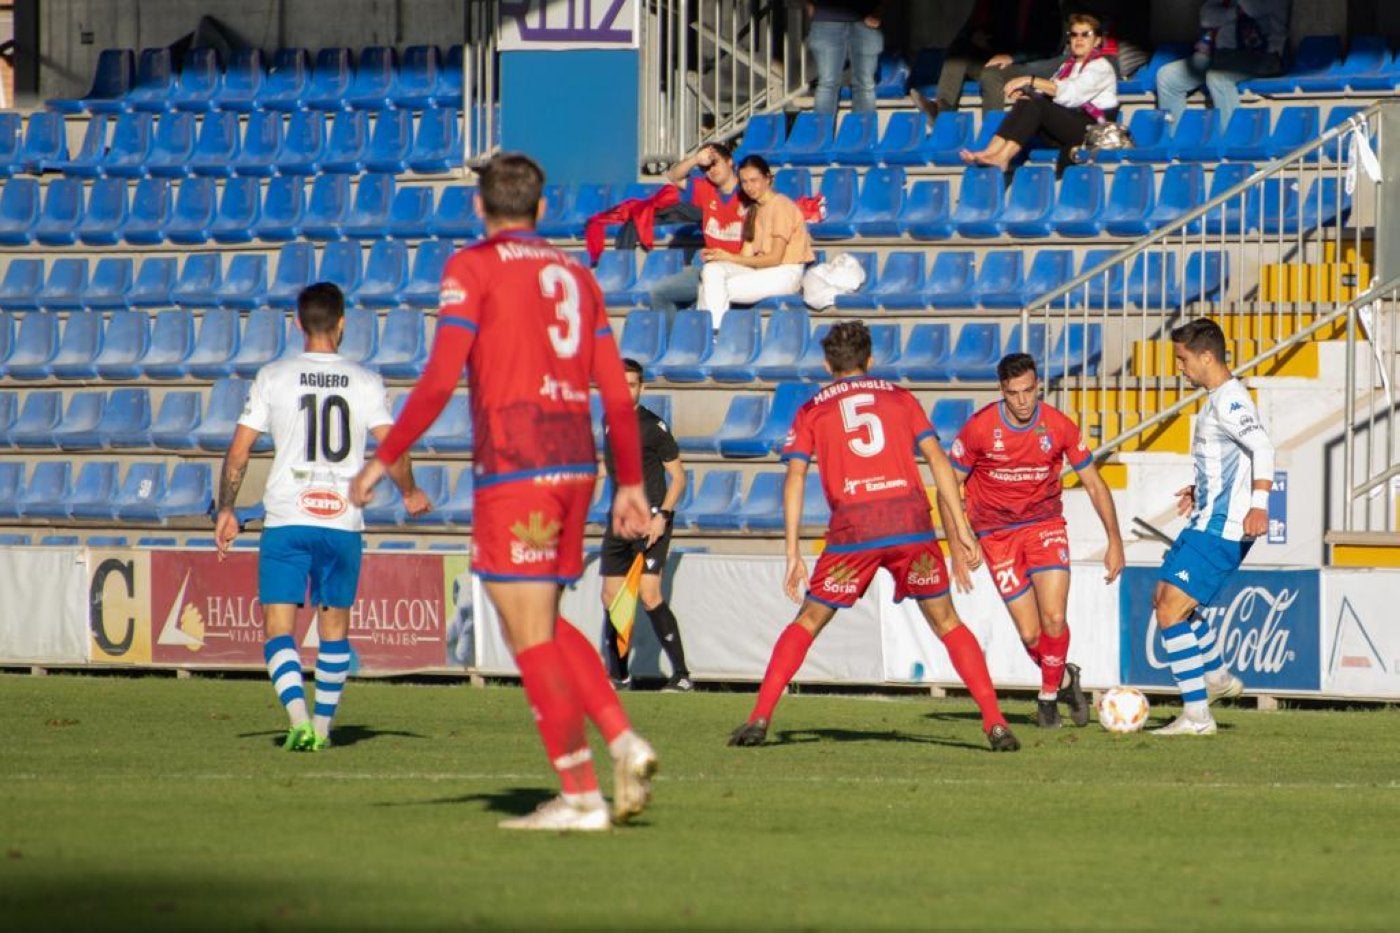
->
xmin=782 ymin=377 xmax=938 ymax=551
xmin=690 ymin=177 xmax=746 ymax=253
xmin=950 ymin=401 xmax=1092 ymax=533
xmin=375 ymin=230 xmax=641 ymax=487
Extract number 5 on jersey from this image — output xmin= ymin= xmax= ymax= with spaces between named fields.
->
xmin=840 ymin=393 xmax=886 ymax=457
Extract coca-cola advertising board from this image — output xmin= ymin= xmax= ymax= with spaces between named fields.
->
xmin=1119 ymin=567 xmax=1321 ymax=692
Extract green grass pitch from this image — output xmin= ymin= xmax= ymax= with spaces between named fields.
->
xmin=1 ymin=673 xmax=1398 ymax=931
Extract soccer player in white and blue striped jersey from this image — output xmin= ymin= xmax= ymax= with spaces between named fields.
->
xmin=1150 ymin=318 xmax=1274 ymax=736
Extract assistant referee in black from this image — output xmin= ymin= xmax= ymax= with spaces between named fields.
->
xmin=600 ymin=358 xmax=692 ymax=691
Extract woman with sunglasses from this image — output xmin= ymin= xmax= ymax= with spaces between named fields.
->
xmin=959 ymin=13 xmax=1119 ymax=172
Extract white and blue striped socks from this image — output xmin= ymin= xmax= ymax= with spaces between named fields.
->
xmin=264 ymin=634 xmax=309 ymax=727
xmin=1190 ymin=614 xmax=1224 ymax=676
xmin=313 ymin=639 xmax=352 ymax=740
xmin=1161 ymin=623 xmax=1210 ymax=717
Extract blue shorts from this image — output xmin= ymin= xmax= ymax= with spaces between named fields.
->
xmin=259 ymin=526 xmax=364 ymax=608
xmin=1158 ymin=528 xmax=1254 ymax=607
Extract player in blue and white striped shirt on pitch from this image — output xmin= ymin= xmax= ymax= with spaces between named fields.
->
xmin=1150 ymin=318 xmax=1275 ymax=736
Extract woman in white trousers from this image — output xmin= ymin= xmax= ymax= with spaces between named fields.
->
xmin=697 ymin=155 xmax=814 ymax=330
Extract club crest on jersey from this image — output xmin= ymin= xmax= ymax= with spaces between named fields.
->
xmin=821 ymin=562 xmax=861 ymax=596
xmin=509 ymin=512 xmax=561 ymax=564
xmin=297 ymin=489 xmax=349 ymax=519
xmin=1229 ymin=401 xmax=1245 ymax=412
xmin=1039 ymin=434 xmax=1052 ymax=453
xmin=992 ymin=428 xmax=1004 ymax=452
xmin=951 ymin=438 xmax=965 ymax=459
xmin=439 ymin=276 xmax=467 ymax=306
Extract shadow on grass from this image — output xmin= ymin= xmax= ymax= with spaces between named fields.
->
xmin=774 ymin=727 xmax=986 ymax=751
xmin=236 ymin=724 xmax=425 ymax=749
xmin=373 ymin=786 xmax=555 ymax=816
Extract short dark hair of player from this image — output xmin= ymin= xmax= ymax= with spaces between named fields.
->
xmin=709 ymin=141 xmax=734 ymax=163
xmin=297 ymin=282 xmax=345 ymax=336
xmin=477 ymin=151 xmax=546 ymax=223
xmin=996 ymin=352 xmax=1038 ymax=383
xmin=621 ymin=358 xmax=645 ymax=380
xmin=822 ymin=320 xmax=872 ymax=374
xmin=1171 ymin=317 xmax=1227 ymax=361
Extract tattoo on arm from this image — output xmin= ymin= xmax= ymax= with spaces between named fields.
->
xmin=218 ymin=461 xmax=246 ymax=511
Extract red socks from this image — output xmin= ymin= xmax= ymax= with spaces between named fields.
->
xmin=750 ymin=623 xmax=815 ymax=724
xmin=1037 ymin=629 xmax=1070 ymax=698
xmin=552 ymin=616 xmax=631 ymax=744
xmin=939 ymin=624 xmax=1006 ymax=732
xmin=1023 ymin=637 xmax=1044 ymax=667
xmin=514 ymin=642 xmax=597 ymax=795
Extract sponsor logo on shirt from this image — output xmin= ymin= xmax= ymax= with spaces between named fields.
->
xmin=509 ymin=511 xmax=561 ymax=564
xmin=439 ymin=276 xmax=467 ymax=306
xmin=986 ymin=466 xmax=1052 ymax=483
xmin=842 ymin=475 xmax=910 ymax=496
xmin=821 ymin=561 xmax=861 ymax=596
xmin=908 ymin=553 xmax=941 ymax=587
xmin=298 ymin=489 xmax=349 ymax=519
xmin=992 ymin=428 xmax=1004 ymax=452
xmin=1229 ymin=401 xmax=1245 ymax=412
xmin=539 ymin=374 xmax=589 ymax=403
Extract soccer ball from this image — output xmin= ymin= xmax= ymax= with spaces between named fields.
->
xmin=1097 ymin=686 xmax=1150 ymax=734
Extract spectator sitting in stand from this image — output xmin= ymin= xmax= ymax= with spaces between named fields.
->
xmin=1155 ymin=0 xmax=1290 ymax=131
xmin=912 ymin=0 xmax=1062 ymax=117
xmin=649 ymin=142 xmax=746 ymax=324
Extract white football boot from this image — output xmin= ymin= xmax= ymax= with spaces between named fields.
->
xmin=1151 ymin=712 xmax=1218 ymax=736
xmin=611 ymin=733 xmax=659 ymax=824
xmin=1205 ymin=670 xmax=1245 ymax=703
xmin=498 ymin=796 xmax=611 ymax=832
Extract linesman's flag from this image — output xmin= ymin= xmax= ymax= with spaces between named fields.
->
xmin=607 ymin=552 xmax=645 ymax=656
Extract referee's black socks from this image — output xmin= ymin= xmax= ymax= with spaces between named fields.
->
xmin=648 ymin=601 xmax=689 ymax=677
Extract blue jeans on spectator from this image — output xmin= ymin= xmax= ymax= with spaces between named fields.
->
xmin=1155 ymin=50 xmax=1281 ymax=130
xmin=808 ymin=20 xmax=883 ymax=114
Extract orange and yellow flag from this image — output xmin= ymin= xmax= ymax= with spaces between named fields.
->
xmin=607 ymin=552 xmax=645 ymax=656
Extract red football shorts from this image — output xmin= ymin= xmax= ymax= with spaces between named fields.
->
xmin=978 ymin=518 xmax=1071 ymax=603
xmin=806 ymin=538 xmax=950 ymax=608
xmin=471 ymin=475 xmax=594 ymax=584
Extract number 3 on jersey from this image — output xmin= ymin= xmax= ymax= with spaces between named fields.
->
xmin=839 ymin=393 xmax=886 ymax=457
xmin=540 ymin=264 xmax=580 ymax=359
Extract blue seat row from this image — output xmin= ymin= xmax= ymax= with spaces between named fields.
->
xmin=48 ymin=45 xmax=464 ymax=114
xmin=739 ymin=104 xmax=1365 ymax=169
xmin=0 ymin=175 xmax=472 ymax=247
xmin=2 ymin=107 xmax=463 ymax=180
xmin=617 ymin=309 xmax=1102 ymax=385
xmin=1240 ymin=35 xmax=1400 ymax=95
xmin=0 ymin=306 xmax=428 ymax=381
xmin=0 ymin=242 xmax=454 ymax=313
xmin=0 ymin=458 xmax=212 ymax=522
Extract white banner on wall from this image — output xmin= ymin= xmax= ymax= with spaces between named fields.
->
xmin=1321 ymin=568 xmax=1400 ymax=698
xmin=498 ymin=0 xmax=640 ymax=50
xmin=0 ymin=548 xmax=90 ymax=664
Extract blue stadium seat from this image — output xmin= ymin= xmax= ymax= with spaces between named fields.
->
xmin=1102 ymin=164 xmax=1156 ymax=237
xmin=1131 ymin=109 xmax=1211 ymax=162
xmin=152 ymin=463 xmax=214 ymax=520
xmin=127 ymin=256 xmax=178 ymax=308
xmin=166 ymin=176 xmax=217 ymax=244
xmin=922 ymin=111 xmax=976 ymax=166
xmin=1345 ymin=38 xmax=1400 ymax=92
xmin=0 ymin=313 xmax=11 ymax=369
xmin=388 ymin=186 xmax=435 ymax=240
xmin=216 ymin=47 xmax=265 ymax=112
xmin=356 ymin=240 xmax=409 ymax=307
xmin=1254 ymin=105 xmax=1319 ymax=163
xmin=145 ymin=111 xmax=200 ymax=176
xmin=683 ymin=307 xmax=760 ymax=382
xmin=586 ymin=476 xmax=613 ymax=526
xmin=255 ymin=176 xmax=305 ymax=241
xmin=319 ymin=240 xmax=363 ymax=299
xmin=305 ymin=48 xmax=353 ymax=111
xmin=184 ymin=307 xmax=241 ymax=379
xmin=1260 ymin=175 xmax=1347 ymax=235
xmin=170 ymin=253 xmax=222 ymax=307
xmin=1002 ymin=322 xmax=1050 ymax=363
xmin=100 ymin=112 xmax=154 ymax=177
xmin=852 ymin=166 xmax=904 ymax=237
xmin=188 ymin=111 xmax=240 ymax=177
xmin=336 ymin=307 xmax=378 ymax=366
xmin=77 ymin=177 xmax=128 ymax=246
xmin=68 ymin=462 xmax=122 ymax=520
xmin=1202 ymin=162 xmax=1258 ymax=235
xmin=974 ymin=250 xmax=1026 ymax=309
xmin=195 ymin=378 xmax=252 ymax=450
xmin=1149 ymin=162 xmax=1206 ymax=232
xmin=946 ymin=322 xmax=1002 ymax=381
xmin=266 ymin=242 xmax=316 ymax=307
xmin=208 ymin=176 xmax=261 ymax=244
xmin=652 ymin=308 xmax=713 ymax=383
xmin=214 ymin=254 xmax=269 ymax=309
xmin=592 ymin=250 xmax=637 ymax=305
xmin=122 ymin=177 xmax=172 ymax=245
xmin=751 ymin=309 xmax=813 ymax=381
xmin=48 ymin=48 xmax=134 ymax=113
xmin=617 ymin=248 xmax=681 ymax=306
xmin=437 ymin=467 xmax=475 ymax=525
xmin=0 ymin=177 xmax=39 ymax=245
xmin=128 ymin=47 xmax=177 ymax=112
xmin=777 ymin=113 xmax=837 ymax=166
xmin=18 ymin=461 xmax=74 ymax=518
xmin=93 ymin=309 xmax=150 ymax=379
xmin=393 ymin=45 xmax=441 ymax=110
xmin=772 ymin=167 xmax=812 ymax=201
xmin=861 ymin=111 xmax=925 ymax=167
xmin=998 ymin=165 xmax=1056 ymax=238
xmin=1243 ymin=35 xmax=1343 ymax=94
xmin=677 ymin=469 xmax=741 ymax=529
xmin=402 ymin=466 xmax=452 ymax=526
xmin=532 ymin=183 xmax=584 ymax=238
xmin=63 ymin=108 xmax=117 ymax=172
xmin=0 ymin=258 xmax=43 ymax=311
xmin=36 ymin=257 xmax=89 ymax=312
xmin=924 ymin=250 xmax=976 ymax=308
xmin=1166 ymin=109 xmax=1222 ymax=162
xmin=49 ymin=310 xmax=104 ymax=379
xmin=827 ymin=112 xmax=880 ymax=164
xmin=1044 ymin=323 xmax=1103 ymax=379
xmin=7 ymin=391 xmax=62 ymax=447
xmin=735 ymin=113 xmax=785 ymax=162
xmin=1176 ymin=249 xmax=1228 ymax=306
xmin=150 ymin=390 xmax=202 ymax=448
xmin=618 ymin=308 xmax=668 ymax=371
xmin=95 ymin=387 xmax=153 ymax=448
xmin=931 ymin=398 xmax=974 ymax=448
xmin=17 ymin=112 xmax=68 ymax=174
xmin=232 ymin=109 xmax=284 ymax=178
xmin=0 ymin=464 xmax=23 ymax=519
xmin=1020 ymin=249 xmax=1076 ymax=308
xmin=899 ymin=179 xmax=954 ymax=239
xmin=1117 ymin=43 xmax=1188 ymax=96
xmin=708 ymin=472 xmax=784 ymax=532
xmin=1099 ymin=110 xmax=1168 ymax=164
xmin=348 ymin=47 xmax=396 ymax=111
xmin=112 ymin=463 xmax=168 ymax=521
xmin=403 ymin=239 xmax=454 ymax=306
xmin=1180 ymin=108 xmax=1269 ymax=162
xmin=47 ymin=394 xmax=105 ymax=449
xmin=436 ymin=46 xmax=466 ymax=108
xmin=140 ymin=308 xmax=195 ymax=380
xmin=1313 ymin=105 xmax=1365 ymax=164
xmin=772 ymin=322 xmax=832 ymax=381
xmin=372 ymin=308 xmax=427 ymax=378
xmin=408 ymin=106 xmax=463 ymax=174
xmin=86 ymin=257 xmax=135 ymax=310
xmin=841 ymin=250 xmax=923 ymax=311
xmin=953 ymin=166 xmax=1005 ymax=238
xmin=321 ymin=110 xmax=369 ymax=173
xmin=4 ymin=311 xmax=59 ymax=378
xmin=808 ymin=168 xmax=858 ymax=239
xmin=279 ymin=109 xmax=327 ymax=174
xmin=430 ymin=185 xmax=483 ymax=239
xmin=1076 ymin=248 xmax=1124 ymax=309
xmin=172 ymin=48 xmax=221 ymax=112
xmin=899 ymin=323 xmax=952 ymax=381
xmin=719 ymin=383 xmax=819 ymax=457
xmin=257 ymin=47 xmax=310 ymax=111
xmin=231 ymin=308 xmax=288 ymax=377
xmin=34 ymin=177 xmax=84 ymax=246
xmin=301 ymin=173 xmax=352 ymax=239
xmin=867 ymin=323 xmax=903 ymax=380
xmin=1052 ymin=165 xmax=1104 ymax=237
xmin=0 ymin=112 xmax=20 ymax=177
xmin=421 ymin=394 xmax=473 ymax=454
xmin=364 ymin=109 xmax=413 ymax=174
